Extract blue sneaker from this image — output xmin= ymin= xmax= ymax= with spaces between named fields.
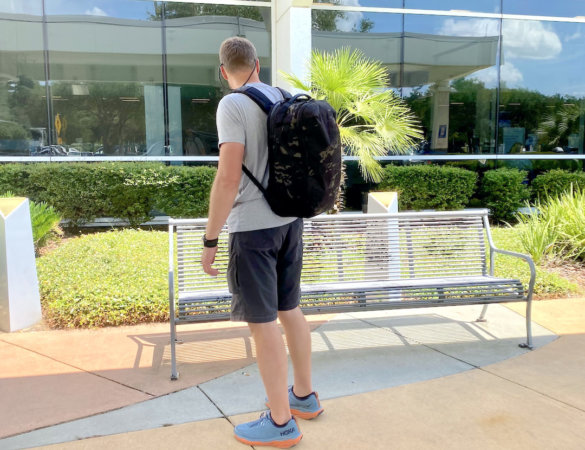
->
xmin=266 ymin=386 xmax=324 ymax=420
xmin=234 ymin=411 xmax=302 ymax=448
xmin=288 ymin=386 xmax=324 ymax=420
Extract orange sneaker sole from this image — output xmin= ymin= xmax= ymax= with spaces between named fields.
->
xmin=290 ymin=407 xmax=324 ymax=420
xmin=234 ymin=434 xmax=302 ymax=448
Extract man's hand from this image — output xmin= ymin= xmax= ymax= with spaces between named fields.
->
xmin=201 ymin=246 xmax=220 ymax=276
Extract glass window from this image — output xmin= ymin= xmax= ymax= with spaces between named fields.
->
xmin=313 ymin=0 xmax=401 ymax=8
xmin=406 ymin=0 xmax=500 ymax=14
xmin=312 ymin=8 xmax=400 ymax=34
xmin=402 ymin=15 xmax=500 ymax=155
xmin=312 ymin=11 xmax=402 ymax=87
xmin=0 ymin=0 xmax=47 ymax=156
xmin=312 ymin=12 xmax=501 ymax=155
xmin=44 ymin=0 xmax=164 ymax=157
xmin=164 ymin=2 xmax=272 ymax=157
xmin=503 ymin=0 xmax=585 ymax=18
xmin=499 ymin=20 xmax=585 ymax=156
xmin=0 ymin=0 xmax=42 ymax=14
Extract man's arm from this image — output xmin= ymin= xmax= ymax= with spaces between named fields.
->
xmin=201 ymin=142 xmax=244 ymax=275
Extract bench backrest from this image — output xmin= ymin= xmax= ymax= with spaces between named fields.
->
xmin=170 ymin=210 xmax=488 ymax=295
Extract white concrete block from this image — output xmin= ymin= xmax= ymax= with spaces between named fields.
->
xmin=0 ymin=198 xmax=42 ymax=332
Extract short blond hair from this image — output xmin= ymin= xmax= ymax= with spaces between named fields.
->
xmin=219 ymin=37 xmax=257 ymax=73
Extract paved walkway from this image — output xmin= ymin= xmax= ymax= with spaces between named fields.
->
xmin=1 ymin=299 xmax=584 ymax=449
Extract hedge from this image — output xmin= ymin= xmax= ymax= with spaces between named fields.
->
xmin=531 ymin=169 xmax=585 ymax=200
xmin=0 ymin=162 xmax=216 ymax=226
xmin=479 ymin=168 xmax=530 ymax=223
xmin=378 ymin=164 xmax=477 ymax=211
xmin=37 ymin=229 xmax=170 ymax=328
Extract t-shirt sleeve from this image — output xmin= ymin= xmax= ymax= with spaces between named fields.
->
xmin=216 ymin=95 xmax=246 ymax=147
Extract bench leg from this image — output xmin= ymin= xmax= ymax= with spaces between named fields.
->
xmin=170 ymin=318 xmax=179 ymax=380
xmin=519 ymin=299 xmax=534 ymax=350
xmin=476 ymin=304 xmax=488 ymax=322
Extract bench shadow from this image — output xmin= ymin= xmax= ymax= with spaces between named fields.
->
xmin=129 ymin=312 xmax=519 ymax=376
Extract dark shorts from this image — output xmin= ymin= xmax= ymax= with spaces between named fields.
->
xmin=227 ymin=218 xmax=303 ymax=323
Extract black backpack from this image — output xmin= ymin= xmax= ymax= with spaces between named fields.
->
xmin=235 ymin=86 xmax=342 ymax=218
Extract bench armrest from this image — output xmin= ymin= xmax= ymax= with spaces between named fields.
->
xmin=490 ymin=246 xmax=536 ymax=300
xmin=482 ymin=216 xmax=535 ymax=300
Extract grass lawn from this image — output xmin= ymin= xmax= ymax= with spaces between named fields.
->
xmin=36 ymin=226 xmax=583 ymax=328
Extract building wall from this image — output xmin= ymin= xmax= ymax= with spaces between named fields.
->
xmin=1 ymin=0 xmax=584 ymax=170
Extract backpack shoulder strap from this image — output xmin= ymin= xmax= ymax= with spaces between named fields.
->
xmin=242 ymin=165 xmax=267 ymax=195
xmin=276 ymin=87 xmax=292 ymax=100
xmin=234 ymin=86 xmax=273 ymax=115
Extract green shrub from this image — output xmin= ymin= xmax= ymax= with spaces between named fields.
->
xmin=0 ymin=162 xmax=216 ymax=226
xmin=29 ymin=201 xmax=62 ymax=248
xmin=378 ymin=164 xmax=477 ymax=210
xmin=531 ymin=169 xmax=585 ymax=200
xmin=480 ymin=168 xmax=530 ymax=223
xmin=37 ymin=229 xmax=170 ymax=328
xmin=0 ymin=191 xmax=62 ymax=250
xmin=153 ymin=165 xmax=215 ymax=218
xmin=515 ymin=213 xmax=557 ymax=265
xmin=518 ymin=187 xmax=585 ymax=263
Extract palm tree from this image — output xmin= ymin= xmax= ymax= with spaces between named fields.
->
xmin=282 ymin=48 xmax=422 ymax=184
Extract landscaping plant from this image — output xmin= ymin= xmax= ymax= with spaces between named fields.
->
xmin=282 ymin=48 xmax=422 ymax=189
xmin=378 ymin=164 xmax=477 ymax=211
xmin=0 ymin=191 xmax=62 ymax=250
xmin=480 ymin=168 xmax=530 ymax=223
xmin=531 ymin=169 xmax=585 ymax=200
xmin=517 ymin=186 xmax=585 ymax=263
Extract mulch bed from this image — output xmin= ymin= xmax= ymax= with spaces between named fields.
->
xmin=543 ymin=260 xmax=585 ymax=295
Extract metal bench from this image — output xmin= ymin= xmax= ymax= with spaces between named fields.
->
xmin=168 ymin=209 xmax=535 ymax=380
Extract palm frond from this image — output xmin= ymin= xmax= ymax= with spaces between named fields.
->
xmin=282 ymin=47 xmax=422 ymax=182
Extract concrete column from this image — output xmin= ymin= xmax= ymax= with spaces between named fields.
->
xmin=431 ymin=80 xmax=450 ymax=151
xmin=274 ymin=0 xmax=312 ymax=91
xmin=0 ymin=198 xmax=42 ymax=332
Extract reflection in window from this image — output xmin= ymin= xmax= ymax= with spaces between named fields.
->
xmin=406 ymin=0 xmax=500 ymax=14
xmin=312 ymin=12 xmax=500 ymax=154
xmin=403 ymin=15 xmax=500 ymax=155
xmin=0 ymin=1 xmax=47 ymax=156
xmin=163 ymin=2 xmax=272 ymax=157
xmin=44 ymin=0 xmax=164 ymax=156
xmin=499 ymin=20 xmax=585 ymax=156
xmin=313 ymin=0 xmax=401 ymax=10
xmin=503 ymin=0 xmax=585 ymax=18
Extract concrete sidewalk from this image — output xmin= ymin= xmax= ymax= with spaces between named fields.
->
xmin=1 ymin=299 xmax=584 ymax=449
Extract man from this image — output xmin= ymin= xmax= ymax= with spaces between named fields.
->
xmin=201 ymin=37 xmax=323 ymax=448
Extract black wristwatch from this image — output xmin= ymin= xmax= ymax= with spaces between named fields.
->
xmin=202 ymin=235 xmax=219 ymax=248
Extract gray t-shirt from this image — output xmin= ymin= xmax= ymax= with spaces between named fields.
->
xmin=216 ymin=82 xmax=296 ymax=233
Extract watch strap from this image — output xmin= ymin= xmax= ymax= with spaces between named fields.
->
xmin=203 ymin=235 xmax=219 ymax=248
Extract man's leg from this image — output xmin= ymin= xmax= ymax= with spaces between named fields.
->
xmin=278 ymin=307 xmax=312 ymax=397
xmin=248 ymin=320 xmax=291 ymax=425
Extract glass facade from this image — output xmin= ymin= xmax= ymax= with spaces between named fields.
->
xmin=0 ymin=0 xmax=271 ymax=158
xmin=312 ymin=5 xmax=585 ymax=160
xmin=0 ymin=1 xmax=47 ymax=156
xmin=1 ymin=0 xmax=584 ymax=163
